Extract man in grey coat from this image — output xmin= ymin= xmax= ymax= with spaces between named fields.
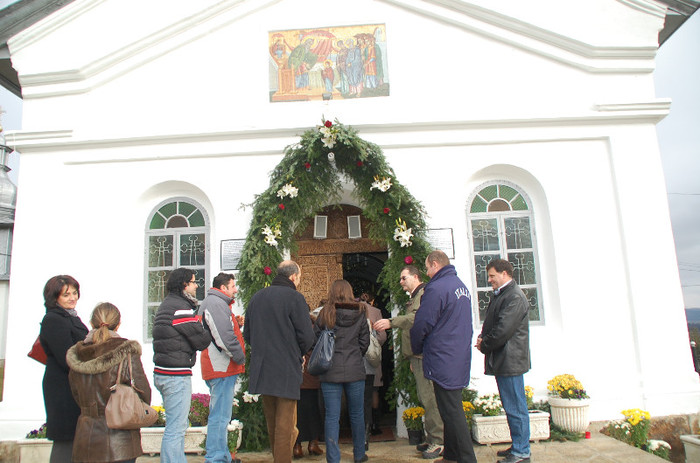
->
xmin=476 ymin=259 xmax=531 ymax=463
xmin=244 ymin=260 xmax=315 ymax=463
xmin=198 ymin=272 xmax=245 ymax=463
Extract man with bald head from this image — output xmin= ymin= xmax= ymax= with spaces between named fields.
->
xmin=244 ymin=260 xmax=315 ymax=463
xmin=411 ymin=250 xmax=477 ymax=463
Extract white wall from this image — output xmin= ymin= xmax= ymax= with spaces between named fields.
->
xmin=0 ymin=0 xmax=697 ymax=439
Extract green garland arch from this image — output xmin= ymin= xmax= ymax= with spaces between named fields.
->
xmin=235 ymin=119 xmax=430 ymax=450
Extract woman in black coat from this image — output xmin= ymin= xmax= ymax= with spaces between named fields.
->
xmin=39 ymin=275 xmax=89 ymax=463
xmin=315 ymin=280 xmax=369 ymax=463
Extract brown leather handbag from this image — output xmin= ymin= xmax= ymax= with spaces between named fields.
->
xmin=27 ymin=336 xmax=47 ymax=364
xmin=105 ymin=354 xmax=158 ymax=429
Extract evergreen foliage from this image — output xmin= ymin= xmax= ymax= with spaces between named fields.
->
xmin=236 ymin=119 xmax=431 ymax=449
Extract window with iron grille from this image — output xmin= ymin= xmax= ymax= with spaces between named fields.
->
xmin=145 ymin=198 xmax=209 ymax=340
xmin=469 ymin=183 xmax=542 ymax=324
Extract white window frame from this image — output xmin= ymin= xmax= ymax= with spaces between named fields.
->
xmin=466 ymin=181 xmax=544 ymax=325
xmin=144 ymin=197 xmax=210 ymax=341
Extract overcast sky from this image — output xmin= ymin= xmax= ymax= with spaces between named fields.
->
xmin=656 ymin=12 xmax=700 ymax=309
xmin=0 ymin=5 xmax=698 ymax=307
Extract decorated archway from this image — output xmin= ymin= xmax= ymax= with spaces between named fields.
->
xmin=237 ymin=119 xmax=431 ymax=309
xmin=236 ymin=119 xmax=430 ymax=449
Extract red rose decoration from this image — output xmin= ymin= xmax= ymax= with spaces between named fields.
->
xmin=304 ymin=162 xmax=311 ymax=169
xmin=404 ymin=256 xmax=413 ymax=265
xmin=263 ymin=266 xmax=272 ymax=275
xmin=357 ymin=161 xmax=363 ymax=167
xmin=383 ymin=207 xmax=390 ymax=214
xmin=279 ymin=203 xmax=285 ymax=210
xmin=324 ymin=120 xmax=332 ymax=128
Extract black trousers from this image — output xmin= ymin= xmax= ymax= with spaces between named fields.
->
xmin=296 ymin=388 xmax=322 ymax=443
xmin=433 ymin=384 xmax=477 ymax=463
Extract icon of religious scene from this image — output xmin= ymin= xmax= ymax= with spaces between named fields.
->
xmin=269 ymin=24 xmax=389 ymax=102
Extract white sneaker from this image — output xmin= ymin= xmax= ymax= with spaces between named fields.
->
xmin=422 ymin=443 xmax=444 ymax=459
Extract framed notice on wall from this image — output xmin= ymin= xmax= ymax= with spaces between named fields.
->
xmin=425 ymin=228 xmax=455 ymax=259
xmin=221 ymin=239 xmax=245 ymax=270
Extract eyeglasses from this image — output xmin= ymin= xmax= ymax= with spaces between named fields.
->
xmin=399 ymin=276 xmax=409 ymax=282
xmin=188 ymin=279 xmax=197 ymax=285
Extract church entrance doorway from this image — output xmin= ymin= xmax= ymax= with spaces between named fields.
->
xmin=293 ymin=204 xmax=396 ymax=439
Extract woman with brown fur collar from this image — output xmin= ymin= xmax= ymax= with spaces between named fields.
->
xmin=66 ymin=303 xmax=152 ymax=463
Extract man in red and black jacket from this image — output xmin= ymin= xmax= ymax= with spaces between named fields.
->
xmin=152 ymin=268 xmax=211 ymax=463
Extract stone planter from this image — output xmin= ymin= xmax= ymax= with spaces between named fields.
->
xmin=16 ymin=438 xmax=53 ymax=463
xmin=548 ymin=397 xmax=590 ymax=433
xmin=681 ymin=434 xmax=700 ymax=463
xmin=140 ymin=426 xmax=207 ymax=456
xmin=471 ymin=410 xmax=550 ymax=445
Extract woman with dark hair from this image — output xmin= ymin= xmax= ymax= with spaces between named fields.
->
xmin=67 ymin=303 xmax=152 ymax=463
xmin=40 ymin=274 xmax=89 ymax=463
xmin=315 ymin=280 xmax=369 ymax=463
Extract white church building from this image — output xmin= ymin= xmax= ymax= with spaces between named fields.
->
xmin=0 ymin=0 xmax=698 ymax=439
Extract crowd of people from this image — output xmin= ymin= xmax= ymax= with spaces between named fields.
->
xmin=36 ymin=249 xmax=532 ymax=463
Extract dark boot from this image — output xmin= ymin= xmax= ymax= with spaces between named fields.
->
xmin=308 ymin=440 xmax=324 ymax=455
xmin=370 ymin=408 xmax=382 ymax=435
xmin=293 ymin=443 xmax=303 ymax=459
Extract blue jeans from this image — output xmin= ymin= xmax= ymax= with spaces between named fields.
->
xmin=321 ymin=380 xmax=365 ymax=463
xmin=154 ymin=374 xmax=192 ymax=463
xmin=496 ymin=375 xmax=531 ymax=458
xmin=205 ymin=375 xmax=239 ymax=463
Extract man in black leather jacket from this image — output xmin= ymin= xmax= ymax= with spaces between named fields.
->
xmin=476 ymin=259 xmax=531 ymax=463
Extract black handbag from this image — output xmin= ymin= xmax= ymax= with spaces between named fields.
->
xmin=307 ymin=328 xmax=336 ymax=376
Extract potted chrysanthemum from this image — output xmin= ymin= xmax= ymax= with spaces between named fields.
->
xmin=402 ymin=406 xmax=425 ymax=445
xmin=18 ymin=423 xmax=53 ymax=463
xmin=470 ymin=390 xmax=550 ymax=445
xmin=547 ymin=373 xmax=590 ymax=432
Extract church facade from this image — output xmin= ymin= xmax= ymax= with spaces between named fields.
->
xmin=0 ymin=0 xmax=697 ymax=438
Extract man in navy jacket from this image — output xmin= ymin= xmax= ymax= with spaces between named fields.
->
xmin=411 ymin=250 xmax=477 ymax=463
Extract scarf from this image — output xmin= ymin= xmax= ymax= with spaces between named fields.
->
xmin=65 ymin=308 xmax=78 ymax=317
xmin=183 ymin=290 xmax=199 ymax=307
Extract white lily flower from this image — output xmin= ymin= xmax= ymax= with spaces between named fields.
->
xmin=243 ymin=391 xmax=261 ymax=403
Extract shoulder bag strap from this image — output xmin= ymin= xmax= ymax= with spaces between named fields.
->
xmin=126 ymin=353 xmax=146 ymax=394
xmin=110 ymin=357 xmax=125 ymax=392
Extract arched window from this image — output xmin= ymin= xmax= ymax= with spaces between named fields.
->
xmin=468 ymin=183 xmax=542 ymax=323
xmin=145 ymin=199 xmax=209 ymax=339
